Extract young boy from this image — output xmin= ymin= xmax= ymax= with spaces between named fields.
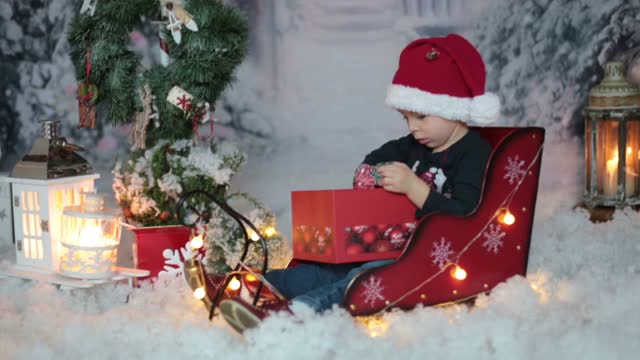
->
xmin=216 ymin=33 xmax=501 ymax=333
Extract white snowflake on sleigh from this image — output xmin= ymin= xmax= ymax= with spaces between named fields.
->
xmin=482 ymin=224 xmax=507 ymax=253
xmin=504 ymin=155 xmax=527 ymax=185
xmin=158 ymin=244 xmax=205 ymax=280
xmin=430 ymin=237 xmax=454 ymax=269
xmin=361 ymin=275 xmax=386 ymax=307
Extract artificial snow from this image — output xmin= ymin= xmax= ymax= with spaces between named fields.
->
xmin=2 ymin=0 xmax=640 ymax=358
xmin=1 ymin=133 xmax=638 ymax=360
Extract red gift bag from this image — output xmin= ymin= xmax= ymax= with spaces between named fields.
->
xmin=130 ymin=225 xmax=204 ymax=281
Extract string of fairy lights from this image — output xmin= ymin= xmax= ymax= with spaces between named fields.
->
xmin=372 ymin=144 xmax=544 ymax=315
xmin=186 ymin=224 xmax=287 ymax=303
xmin=182 ymin=141 xmax=544 ymax=335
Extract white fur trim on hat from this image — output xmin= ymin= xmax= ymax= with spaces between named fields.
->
xmin=385 ymin=85 xmax=501 ymax=124
xmin=470 ymin=92 xmax=501 ymax=124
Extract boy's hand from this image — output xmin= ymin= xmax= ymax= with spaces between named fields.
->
xmin=378 ymin=162 xmax=430 ymax=209
xmin=377 ymin=162 xmax=419 ymax=194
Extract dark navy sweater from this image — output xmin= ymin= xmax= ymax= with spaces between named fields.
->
xmin=361 ymin=129 xmax=491 ymax=218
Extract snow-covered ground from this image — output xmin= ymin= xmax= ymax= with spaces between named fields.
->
xmin=2 ymin=1 xmax=640 ymax=358
xmin=1 ymin=138 xmax=639 ymax=359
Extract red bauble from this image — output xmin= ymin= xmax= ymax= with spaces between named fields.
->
xmin=303 ymin=230 xmax=313 ymax=244
xmin=361 ymin=228 xmax=379 ymax=245
xmin=122 ymin=207 xmax=132 ymax=218
xmin=294 ymin=242 xmax=306 ymax=254
xmin=159 ymin=210 xmax=171 ymax=221
xmin=345 ymin=243 xmax=364 ymax=256
xmin=371 ymin=239 xmax=393 ymax=253
xmin=386 ymin=226 xmax=408 ymax=249
xmin=309 ymin=244 xmax=319 ymax=254
xmin=324 ymin=245 xmax=334 ymax=257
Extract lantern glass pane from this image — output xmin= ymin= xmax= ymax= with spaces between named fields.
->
xmin=596 ymin=119 xmax=619 ymax=197
xmin=585 ymin=117 xmax=592 ymax=192
xmin=626 ymin=119 xmax=640 ymax=198
xmin=59 ymin=211 xmax=122 ymax=279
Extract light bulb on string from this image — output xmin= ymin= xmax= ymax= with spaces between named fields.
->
xmin=361 ymin=317 xmax=388 ymax=338
xmin=193 ymin=287 xmax=206 ymax=300
xmin=228 ymin=277 xmax=241 ymax=291
xmin=264 ymin=226 xmax=276 ymax=237
xmin=498 ymin=208 xmax=516 ymax=225
xmin=450 ymin=265 xmax=467 ymax=280
xmin=249 ymin=230 xmax=260 ymax=241
xmin=245 ymin=273 xmax=257 ymax=282
xmin=190 ymin=233 xmax=204 ymax=249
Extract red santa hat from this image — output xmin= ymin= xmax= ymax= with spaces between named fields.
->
xmin=385 ymin=34 xmax=501 ymax=124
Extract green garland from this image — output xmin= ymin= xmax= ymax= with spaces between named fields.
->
xmin=68 ymin=0 xmax=248 ymax=145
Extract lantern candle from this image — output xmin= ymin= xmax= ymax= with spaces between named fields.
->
xmin=626 ymin=147 xmax=637 ymax=197
xmin=604 ymin=149 xmax=636 ymax=197
xmin=59 ymin=193 xmax=122 ymax=279
xmin=604 ymin=155 xmax=618 ymax=197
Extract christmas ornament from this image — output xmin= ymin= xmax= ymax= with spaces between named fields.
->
xmin=361 ymin=228 xmax=379 ymax=246
xmin=385 ymin=225 xmax=409 ymax=249
xmin=161 ymin=0 xmax=199 ymax=44
xmin=166 ymin=85 xmax=193 ymax=111
xmin=80 ymin=0 xmax=98 ymax=16
xmin=159 ymin=210 xmax=171 ymax=221
xmin=77 ymin=83 xmax=98 ymax=129
xmin=190 ymin=102 xmax=215 ymax=141
xmin=371 ymin=240 xmax=393 ymax=253
xmin=77 ymin=50 xmax=98 ymax=129
xmin=151 ymin=18 xmax=173 ymax=67
xmin=129 ymin=84 xmax=159 ymax=149
xmin=345 ymin=243 xmax=364 ymax=256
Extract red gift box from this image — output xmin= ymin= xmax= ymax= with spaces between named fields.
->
xmin=291 ymin=188 xmax=417 ymax=263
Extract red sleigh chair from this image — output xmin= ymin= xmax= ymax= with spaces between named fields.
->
xmin=340 ymin=126 xmax=545 ymax=316
xmin=180 ymin=127 xmax=544 ymax=319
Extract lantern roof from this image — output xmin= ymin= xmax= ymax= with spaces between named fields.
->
xmin=586 ymin=61 xmax=640 ymax=110
xmin=10 ymin=121 xmax=95 ymax=180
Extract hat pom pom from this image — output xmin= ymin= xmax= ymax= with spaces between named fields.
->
xmin=470 ymin=92 xmax=501 ymax=124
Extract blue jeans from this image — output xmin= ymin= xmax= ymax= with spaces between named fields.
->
xmin=264 ymin=259 xmax=394 ymax=313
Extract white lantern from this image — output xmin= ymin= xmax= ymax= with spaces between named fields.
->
xmin=59 ymin=193 xmax=122 ymax=279
xmin=6 ymin=174 xmax=99 ymax=273
xmin=1 ymin=121 xmax=149 ymax=287
xmin=2 ymin=120 xmax=99 ymax=274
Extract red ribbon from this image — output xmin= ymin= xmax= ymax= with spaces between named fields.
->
xmin=85 ymin=49 xmax=91 ymax=86
xmin=193 ymin=116 xmax=215 ymax=142
xmin=159 ymin=37 xmax=170 ymax=54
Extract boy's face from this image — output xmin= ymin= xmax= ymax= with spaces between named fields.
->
xmin=399 ymin=110 xmax=460 ymax=152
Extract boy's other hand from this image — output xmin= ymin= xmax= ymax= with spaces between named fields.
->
xmin=377 ymin=162 xmax=419 ymax=194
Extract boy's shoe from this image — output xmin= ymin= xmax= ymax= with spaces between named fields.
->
xmin=219 ymin=296 xmax=292 ymax=334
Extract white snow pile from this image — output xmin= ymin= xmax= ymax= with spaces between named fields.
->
xmin=1 ymin=170 xmax=639 ymax=359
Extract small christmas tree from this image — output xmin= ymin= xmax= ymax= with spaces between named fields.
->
xmin=68 ymin=0 xmax=288 ymax=273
